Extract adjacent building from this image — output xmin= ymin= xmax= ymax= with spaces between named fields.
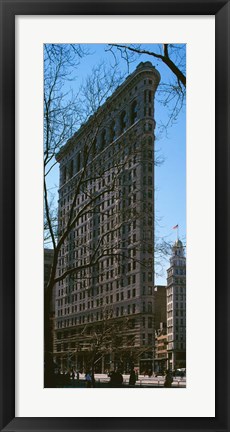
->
xmin=153 ymin=285 xmax=167 ymax=373
xmin=154 ymin=285 xmax=167 ymax=331
xmin=53 ymin=62 xmax=161 ymax=373
xmin=154 ymin=323 xmax=168 ymax=374
xmin=166 ymin=239 xmax=186 ymax=371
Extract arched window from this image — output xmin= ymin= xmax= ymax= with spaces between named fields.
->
xmin=130 ymin=100 xmax=137 ymax=125
xmin=120 ymin=110 xmax=126 ymax=133
xmin=92 ymin=138 xmax=97 ymax=157
xmin=62 ymin=165 xmax=66 ymax=184
xmin=149 ymin=90 xmax=152 ymax=103
xmin=76 ymin=152 xmax=81 ymax=172
xmin=101 ymin=129 xmax=106 ymax=150
xmin=69 ymin=159 xmax=73 ymax=179
xmin=110 ymin=120 xmax=116 ymax=142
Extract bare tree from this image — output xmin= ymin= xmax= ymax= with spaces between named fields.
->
xmin=54 ymin=306 xmax=154 ymax=381
xmin=44 ymin=44 xmax=173 ymax=386
xmin=107 ymin=44 xmax=185 ymax=87
xmin=107 ymin=44 xmax=186 ymax=130
xmin=43 ymin=45 xmax=133 ymax=385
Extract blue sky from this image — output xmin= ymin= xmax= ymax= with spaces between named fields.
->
xmin=46 ymin=43 xmax=186 ymax=285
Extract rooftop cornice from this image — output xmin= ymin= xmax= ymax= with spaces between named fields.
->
xmin=56 ymin=62 xmax=160 ymax=161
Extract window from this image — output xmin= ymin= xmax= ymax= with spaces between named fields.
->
xmin=110 ymin=120 xmax=116 ymax=142
xmin=130 ymin=100 xmax=137 ymax=124
xmin=120 ymin=111 xmax=126 ymax=133
xmin=148 ymin=334 xmax=152 ymax=345
xmin=101 ymin=129 xmax=106 ymax=149
xmin=149 ymin=90 xmax=152 ymax=102
xmin=76 ymin=152 xmax=81 ymax=172
xmin=62 ymin=166 xmax=67 ymax=184
xmin=69 ymin=159 xmax=73 ymax=178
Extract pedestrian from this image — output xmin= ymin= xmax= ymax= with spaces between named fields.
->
xmin=91 ymin=372 xmax=96 ymax=388
xmin=76 ymin=371 xmax=80 ymax=382
xmin=85 ymin=371 xmax=92 ymax=388
xmin=164 ymin=370 xmax=173 ymax=388
xmin=109 ymin=369 xmax=123 ymax=387
xmin=115 ymin=369 xmax=123 ymax=387
xmin=129 ymin=368 xmax=136 ymax=386
xmin=108 ymin=370 xmax=116 ymax=387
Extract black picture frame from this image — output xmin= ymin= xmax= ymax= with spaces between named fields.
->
xmin=0 ymin=1 xmax=229 ymax=431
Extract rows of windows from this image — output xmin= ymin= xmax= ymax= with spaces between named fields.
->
xmin=60 ymin=111 xmax=155 ymax=189
xmin=57 ymin=276 xmax=154 ymax=302
xmin=56 ymin=295 xmax=155 ymax=319
xmin=57 ymin=286 xmax=137 ymax=310
xmin=55 ymin=331 xmax=138 ymax=353
xmin=56 ymin=302 xmax=139 ymax=328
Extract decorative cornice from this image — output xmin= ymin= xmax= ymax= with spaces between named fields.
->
xmin=56 ymin=62 xmax=160 ymax=161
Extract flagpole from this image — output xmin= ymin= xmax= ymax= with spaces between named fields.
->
xmin=172 ymin=224 xmax=179 ymax=240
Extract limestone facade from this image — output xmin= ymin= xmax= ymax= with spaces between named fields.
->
xmin=53 ymin=62 xmax=160 ymax=373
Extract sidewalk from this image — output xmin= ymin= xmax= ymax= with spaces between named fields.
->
xmin=57 ymin=373 xmax=186 ymax=388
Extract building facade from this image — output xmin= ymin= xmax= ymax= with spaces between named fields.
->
xmin=53 ymin=62 xmax=160 ymax=374
xmin=154 ymin=285 xmax=167 ymax=331
xmin=166 ymin=239 xmax=186 ymax=371
xmin=154 ymin=323 xmax=168 ymax=374
xmin=153 ymin=285 xmax=167 ymax=373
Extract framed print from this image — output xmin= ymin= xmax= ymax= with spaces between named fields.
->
xmin=0 ymin=0 xmax=229 ymax=431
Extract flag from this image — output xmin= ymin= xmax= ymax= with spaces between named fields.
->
xmin=172 ymin=224 xmax=178 ymax=230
